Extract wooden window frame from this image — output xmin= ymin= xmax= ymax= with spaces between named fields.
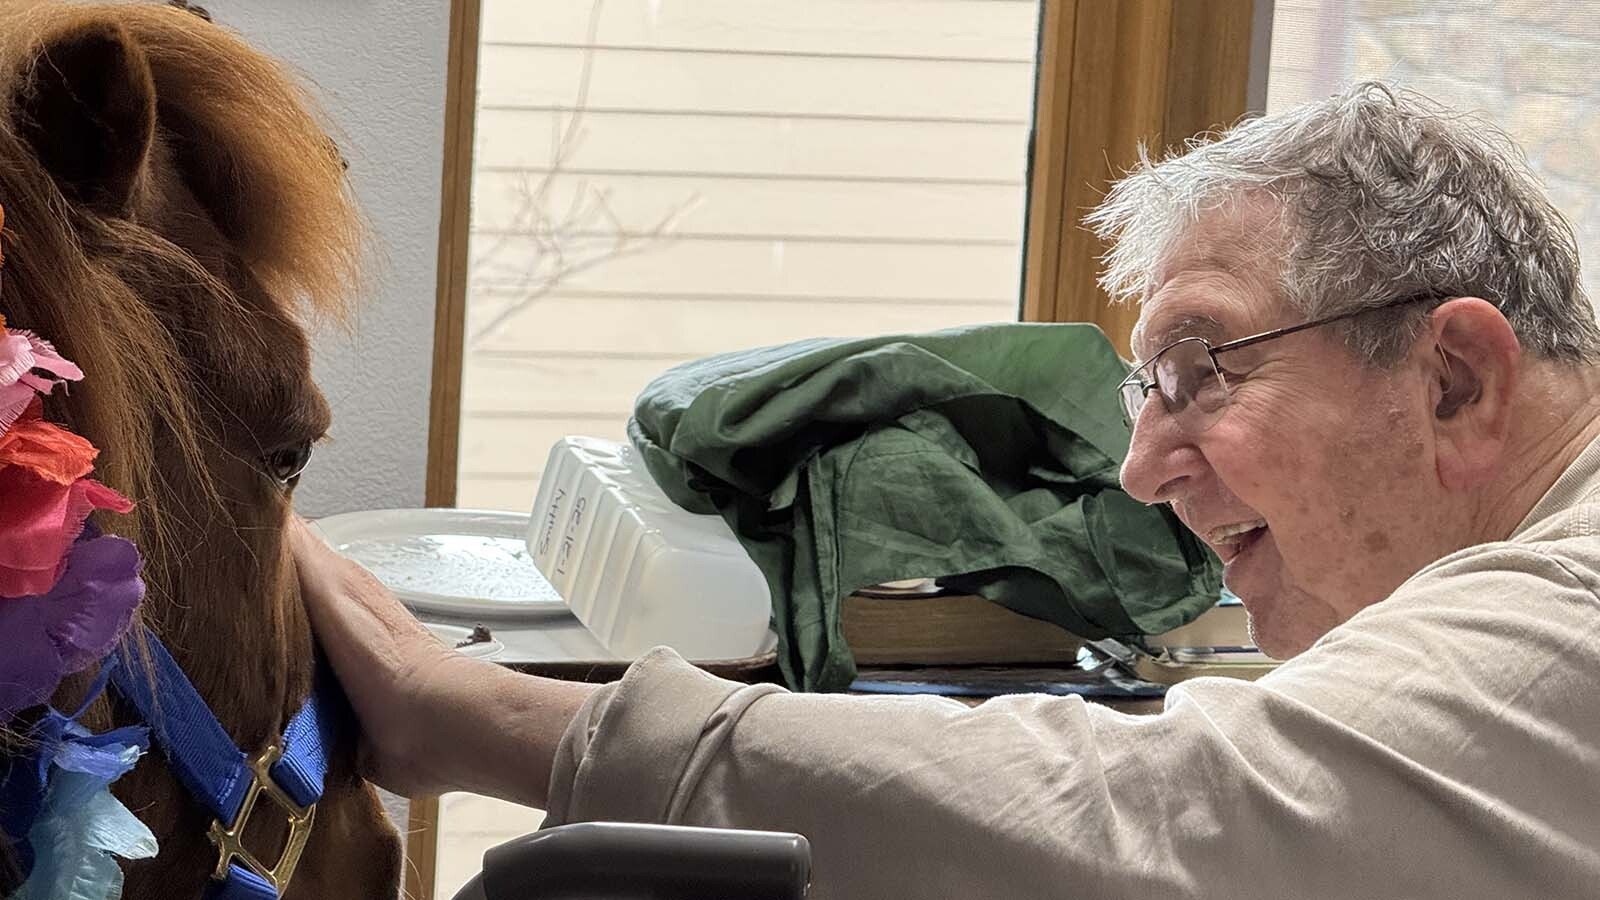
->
xmin=414 ymin=1 xmax=1260 ymax=896
xmin=426 ymin=0 xmax=482 ymax=512
xmin=1021 ymin=0 xmax=1258 ymax=357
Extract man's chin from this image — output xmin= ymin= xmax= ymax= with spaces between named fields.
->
xmin=1244 ymin=612 xmax=1295 ymax=661
xmin=1235 ymin=586 xmax=1336 ymax=660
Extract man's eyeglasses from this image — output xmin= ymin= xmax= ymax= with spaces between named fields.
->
xmin=1117 ymin=294 xmax=1440 ymax=433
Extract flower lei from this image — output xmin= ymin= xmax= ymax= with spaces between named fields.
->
xmin=0 ymin=216 xmax=157 ymax=900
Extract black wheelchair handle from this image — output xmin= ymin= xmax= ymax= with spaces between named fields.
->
xmin=460 ymin=821 xmax=812 ymax=900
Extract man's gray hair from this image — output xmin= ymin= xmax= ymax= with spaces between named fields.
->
xmin=1087 ymin=81 xmax=1600 ymax=364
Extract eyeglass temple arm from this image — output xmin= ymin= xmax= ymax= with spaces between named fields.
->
xmin=1212 ymin=293 xmax=1444 ymax=357
xmin=1210 ymin=306 xmax=1370 ymax=356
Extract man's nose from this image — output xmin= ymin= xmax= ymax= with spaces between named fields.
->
xmin=1119 ymin=400 xmax=1207 ymax=504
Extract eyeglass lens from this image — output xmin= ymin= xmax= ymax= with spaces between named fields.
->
xmin=1121 ymin=338 xmax=1231 ymax=432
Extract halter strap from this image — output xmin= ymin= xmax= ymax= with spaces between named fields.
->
xmin=111 ymin=624 xmax=339 ymax=899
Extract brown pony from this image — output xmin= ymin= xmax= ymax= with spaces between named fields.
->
xmin=0 ymin=3 xmax=401 ymax=898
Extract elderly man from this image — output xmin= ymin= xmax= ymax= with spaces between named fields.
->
xmin=293 ymin=82 xmax=1600 ymax=897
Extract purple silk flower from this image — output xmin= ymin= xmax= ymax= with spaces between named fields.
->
xmin=0 ymin=534 xmax=145 ymax=719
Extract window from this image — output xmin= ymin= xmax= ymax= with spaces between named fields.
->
xmin=420 ymin=5 xmax=1258 ymax=898
xmin=454 ymin=0 xmax=1043 ymax=512
xmin=1267 ymin=2 xmax=1600 ymax=302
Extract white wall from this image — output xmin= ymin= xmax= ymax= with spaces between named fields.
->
xmin=203 ymin=0 xmax=451 ymax=515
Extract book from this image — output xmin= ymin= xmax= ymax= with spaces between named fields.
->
xmin=1144 ymin=597 xmax=1251 ymax=650
xmin=841 ymin=591 xmax=1082 ymax=665
xmin=841 ymin=590 xmax=1253 ymax=666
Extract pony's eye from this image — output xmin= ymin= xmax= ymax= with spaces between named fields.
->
xmin=263 ymin=440 xmax=314 ymax=487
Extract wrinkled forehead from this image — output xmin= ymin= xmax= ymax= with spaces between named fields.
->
xmin=1128 ymin=204 xmax=1290 ymax=360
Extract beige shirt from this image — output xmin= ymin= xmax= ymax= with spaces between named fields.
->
xmin=546 ymin=438 xmax=1600 ymax=899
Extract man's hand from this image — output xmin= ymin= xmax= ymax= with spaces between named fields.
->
xmin=287 ymin=516 xmax=597 ymax=806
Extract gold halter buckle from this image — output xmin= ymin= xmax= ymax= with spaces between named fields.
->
xmin=206 ymin=743 xmax=317 ymax=894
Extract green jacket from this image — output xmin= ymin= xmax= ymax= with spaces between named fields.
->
xmin=629 ymin=323 xmax=1221 ymax=691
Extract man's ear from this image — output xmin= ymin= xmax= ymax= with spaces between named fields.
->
xmin=13 ymin=21 xmax=156 ymax=217
xmin=1429 ymin=297 xmax=1521 ymax=490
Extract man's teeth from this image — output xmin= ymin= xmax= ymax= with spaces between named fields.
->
xmin=1211 ymin=520 xmax=1267 ymax=542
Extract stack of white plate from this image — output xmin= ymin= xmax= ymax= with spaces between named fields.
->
xmin=311 ymin=508 xmax=613 ymax=663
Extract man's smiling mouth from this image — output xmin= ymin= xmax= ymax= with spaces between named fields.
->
xmin=1205 ymin=519 xmax=1268 ymax=562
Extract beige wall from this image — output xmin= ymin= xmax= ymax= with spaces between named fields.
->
xmin=457 ymin=0 xmax=1040 ymax=511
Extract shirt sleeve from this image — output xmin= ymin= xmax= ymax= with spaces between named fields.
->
xmin=543 ymin=546 xmax=1600 ymax=900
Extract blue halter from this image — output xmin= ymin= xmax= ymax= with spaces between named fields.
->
xmin=110 ymin=625 xmax=339 ymax=900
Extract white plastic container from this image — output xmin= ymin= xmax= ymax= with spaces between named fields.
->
xmin=528 ymin=436 xmax=776 ymax=660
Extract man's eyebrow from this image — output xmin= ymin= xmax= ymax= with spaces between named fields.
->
xmin=1133 ymin=314 xmax=1226 ymax=360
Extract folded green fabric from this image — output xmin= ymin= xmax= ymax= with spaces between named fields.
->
xmin=629 ymin=323 xmax=1221 ymax=691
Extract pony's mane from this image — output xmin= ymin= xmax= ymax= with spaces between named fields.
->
xmin=0 ymin=1 xmax=363 ymax=630
xmin=0 ymin=5 xmax=369 ymax=885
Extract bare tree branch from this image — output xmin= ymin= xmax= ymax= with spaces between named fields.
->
xmin=467 ymin=0 xmax=696 ymax=349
